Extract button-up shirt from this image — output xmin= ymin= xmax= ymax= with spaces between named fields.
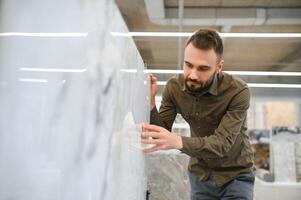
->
xmin=150 ymin=72 xmax=254 ymax=187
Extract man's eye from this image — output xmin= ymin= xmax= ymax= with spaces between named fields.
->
xmin=185 ymin=63 xmax=193 ymax=68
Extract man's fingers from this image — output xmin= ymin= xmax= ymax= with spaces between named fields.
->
xmin=149 ymin=74 xmax=157 ymax=82
xmin=151 ymin=76 xmax=157 ymax=83
xmin=148 ymin=74 xmax=152 ymax=82
xmin=141 ymin=138 xmax=162 ymax=145
xmin=141 ymin=131 xmax=162 ymax=138
xmin=142 ymin=124 xmax=164 ymax=132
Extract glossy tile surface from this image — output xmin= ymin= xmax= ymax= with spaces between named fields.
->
xmin=0 ymin=0 xmax=148 ymax=199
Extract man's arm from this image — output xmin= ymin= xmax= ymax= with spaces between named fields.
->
xmin=141 ymin=75 xmax=180 ymax=153
xmin=149 ymin=75 xmax=177 ymax=131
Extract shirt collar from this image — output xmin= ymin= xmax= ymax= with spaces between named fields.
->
xmin=207 ymin=73 xmax=218 ymax=96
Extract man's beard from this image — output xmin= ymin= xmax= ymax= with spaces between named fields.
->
xmin=185 ymin=72 xmax=216 ymax=93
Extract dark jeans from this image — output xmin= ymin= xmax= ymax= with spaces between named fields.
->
xmin=189 ymin=169 xmax=255 ymax=200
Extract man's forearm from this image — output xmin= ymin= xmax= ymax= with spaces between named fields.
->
xmin=150 ymin=97 xmax=155 ymax=110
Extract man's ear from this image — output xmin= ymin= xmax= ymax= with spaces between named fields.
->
xmin=216 ymin=59 xmax=224 ymax=74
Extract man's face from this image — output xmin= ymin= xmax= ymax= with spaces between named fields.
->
xmin=183 ymin=43 xmax=224 ymax=92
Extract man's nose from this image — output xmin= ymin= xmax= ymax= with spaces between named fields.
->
xmin=189 ymin=69 xmax=198 ymax=80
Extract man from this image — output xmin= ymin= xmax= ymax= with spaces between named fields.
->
xmin=141 ymin=29 xmax=255 ymax=200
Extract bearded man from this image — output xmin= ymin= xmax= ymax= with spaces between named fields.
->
xmin=141 ymin=29 xmax=255 ymax=200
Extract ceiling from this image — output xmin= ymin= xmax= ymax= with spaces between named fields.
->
xmin=115 ymin=0 xmax=301 ymax=95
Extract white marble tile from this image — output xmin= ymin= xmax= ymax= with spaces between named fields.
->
xmin=0 ymin=0 xmax=148 ymax=200
xmin=271 ymin=132 xmax=301 ymax=183
xmin=272 ymin=142 xmax=297 ymax=182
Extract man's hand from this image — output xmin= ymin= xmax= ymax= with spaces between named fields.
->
xmin=141 ymin=123 xmax=183 ymax=153
xmin=149 ymin=75 xmax=157 ymax=110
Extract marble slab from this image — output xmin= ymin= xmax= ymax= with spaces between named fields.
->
xmin=0 ymin=0 xmax=148 ymax=200
xmin=272 ymin=142 xmax=297 ymax=182
xmin=271 ymin=132 xmax=301 ymax=183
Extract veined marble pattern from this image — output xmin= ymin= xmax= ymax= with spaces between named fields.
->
xmin=272 ymin=142 xmax=297 ymax=182
xmin=296 ymin=143 xmax=301 ymax=181
xmin=147 ymin=150 xmax=191 ymax=200
xmin=271 ymin=132 xmax=301 ymax=182
xmin=0 ymin=0 xmax=148 ymax=200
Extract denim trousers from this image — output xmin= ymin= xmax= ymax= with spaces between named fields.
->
xmin=189 ymin=168 xmax=255 ymax=200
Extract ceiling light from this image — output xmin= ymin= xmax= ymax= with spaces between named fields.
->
xmin=221 ymin=33 xmax=301 ymax=38
xmin=226 ymin=71 xmax=301 ymax=76
xmin=0 ymin=32 xmax=88 ymax=37
xmin=248 ymin=83 xmax=301 ymax=88
xmin=20 ymin=67 xmax=87 ymax=73
xmin=145 ymin=69 xmax=182 ymax=74
xmin=157 ymin=81 xmax=167 ymax=85
xmin=111 ymin=32 xmax=191 ymax=37
xmin=120 ymin=69 xmax=138 ymax=73
xmin=111 ymin=32 xmax=301 ymax=38
xmin=145 ymin=69 xmax=301 ymax=76
xmin=157 ymin=81 xmax=301 ymax=88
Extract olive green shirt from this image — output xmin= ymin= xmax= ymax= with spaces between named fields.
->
xmin=150 ymin=72 xmax=254 ymax=187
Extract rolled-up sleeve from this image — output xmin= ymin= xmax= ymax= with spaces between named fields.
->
xmin=180 ymin=87 xmax=250 ymax=158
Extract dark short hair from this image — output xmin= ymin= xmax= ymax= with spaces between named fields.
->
xmin=186 ymin=29 xmax=223 ymax=61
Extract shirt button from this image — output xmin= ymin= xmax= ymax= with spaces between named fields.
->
xmin=197 ymin=126 xmax=201 ymax=129
xmin=196 ymin=112 xmax=199 ymax=116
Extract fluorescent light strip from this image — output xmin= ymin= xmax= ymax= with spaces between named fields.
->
xmin=111 ymin=32 xmax=301 ymax=38
xmin=226 ymin=71 xmax=301 ymax=76
xmin=18 ymin=78 xmax=48 ymax=83
xmin=0 ymin=32 xmax=88 ymax=37
xmin=20 ymin=67 xmax=87 ymax=73
xmin=120 ymin=69 xmax=137 ymax=73
xmin=221 ymin=33 xmax=301 ymax=38
xmin=157 ymin=81 xmax=167 ymax=85
xmin=145 ymin=69 xmax=301 ymax=76
xmin=157 ymin=81 xmax=301 ymax=88
xmin=145 ymin=69 xmax=182 ymax=74
xmin=111 ymin=32 xmax=191 ymax=37
xmin=248 ymin=83 xmax=301 ymax=88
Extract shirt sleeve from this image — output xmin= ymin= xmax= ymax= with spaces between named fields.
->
xmin=180 ymin=87 xmax=250 ymax=158
xmin=150 ymin=83 xmax=177 ymax=132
